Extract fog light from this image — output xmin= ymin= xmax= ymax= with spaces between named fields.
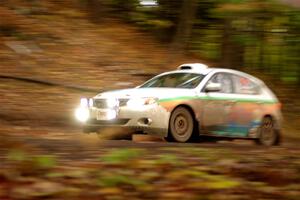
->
xmin=138 ymin=118 xmax=152 ymax=126
xmin=75 ymin=107 xmax=90 ymax=122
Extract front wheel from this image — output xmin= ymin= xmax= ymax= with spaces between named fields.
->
xmin=255 ymin=117 xmax=280 ymax=146
xmin=168 ymin=107 xmax=195 ymax=143
xmin=83 ymin=126 xmax=96 ymax=133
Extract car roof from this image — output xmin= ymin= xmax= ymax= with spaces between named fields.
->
xmin=167 ymin=68 xmax=213 ymax=75
xmin=159 ymin=67 xmax=264 ymax=85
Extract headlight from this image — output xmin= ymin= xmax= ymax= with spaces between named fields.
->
xmin=80 ymin=98 xmax=88 ymax=107
xmin=145 ymin=97 xmax=158 ymax=105
xmin=107 ymin=98 xmax=119 ymax=108
xmin=75 ymin=107 xmax=90 ymax=122
xmin=127 ymin=97 xmax=158 ymax=107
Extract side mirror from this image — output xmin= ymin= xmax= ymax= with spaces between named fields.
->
xmin=205 ymin=83 xmax=221 ymax=93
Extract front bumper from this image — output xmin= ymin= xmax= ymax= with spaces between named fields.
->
xmin=82 ymin=104 xmax=170 ymax=137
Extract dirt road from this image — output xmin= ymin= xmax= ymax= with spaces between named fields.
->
xmin=1 ymin=123 xmax=300 ymax=200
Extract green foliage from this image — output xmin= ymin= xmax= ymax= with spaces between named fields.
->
xmin=98 ymin=174 xmax=145 ymax=187
xmin=232 ymin=34 xmax=258 ymax=46
xmin=33 ymin=155 xmax=56 ymax=169
xmin=156 ymin=154 xmax=183 ymax=166
xmin=7 ymin=149 xmax=57 ymax=175
xmin=7 ymin=149 xmax=27 ymax=162
xmin=100 ymin=148 xmax=145 ymax=164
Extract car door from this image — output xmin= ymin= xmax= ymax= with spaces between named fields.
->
xmin=227 ymin=74 xmax=263 ymax=137
xmin=201 ymin=73 xmax=236 ymax=136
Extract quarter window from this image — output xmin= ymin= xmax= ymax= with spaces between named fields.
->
xmin=232 ymin=75 xmax=260 ymax=95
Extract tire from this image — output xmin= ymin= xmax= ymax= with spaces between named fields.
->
xmin=255 ymin=116 xmax=280 ymax=146
xmin=168 ymin=107 xmax=195 ymax=143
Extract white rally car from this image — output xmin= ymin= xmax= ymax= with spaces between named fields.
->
xmin=75 ymin=63 xmax=282 ymax=145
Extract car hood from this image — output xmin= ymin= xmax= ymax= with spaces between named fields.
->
xmin=94 ymin=88 xmax=196 ymax=100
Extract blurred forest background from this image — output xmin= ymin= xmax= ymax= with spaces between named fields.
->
xmin=1 ymin=1 xmax=300 ymax=199
xmin=0 ymin=0 xmax=300 ymax=133
xmin=84 ymin=0 xmax=300 ymax=83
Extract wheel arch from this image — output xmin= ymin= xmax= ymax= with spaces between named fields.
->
xmin=170 ymin=104 xmax=197 ymax=120
xmin=169 ymin=104 xmax=199 ymax=134
xmin=261 ymin=114 xmax=280 ymax=130
xmin=259 ymin=114 xmax=282 ymax=145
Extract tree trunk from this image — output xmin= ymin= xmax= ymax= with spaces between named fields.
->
xmin=221 ymin=19 xmax=232 ymax=68
xmin=172 ymin=0 xmax=197 ymax=51
xmin=221 ymin=19 xmax=245 ymax=69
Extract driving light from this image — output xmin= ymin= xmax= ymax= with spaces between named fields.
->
xmin=75 ymin=107 xmax=90 ymax=122
xmin=80 ymin=98 xmax=88 ymax=107
xmin=107 ymin=98 xmax=119 ymax=108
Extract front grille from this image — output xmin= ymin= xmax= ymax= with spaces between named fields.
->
xmin=93 ymin=98 xmax=129 ymax=109
xmin=94 ymin=99 xmax=107 ymax=109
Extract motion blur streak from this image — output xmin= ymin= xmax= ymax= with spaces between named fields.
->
xmin=0 ymin=0 xmax=300 ymax=199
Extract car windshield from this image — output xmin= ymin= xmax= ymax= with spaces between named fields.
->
xmin=140 ymin=73 xmax=205 ymax=88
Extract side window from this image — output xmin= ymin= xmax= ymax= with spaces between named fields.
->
xmin=232 ymin=75 xmax=260 ymax=95
xmin=207 ymin=73 xmax=234 ymax=93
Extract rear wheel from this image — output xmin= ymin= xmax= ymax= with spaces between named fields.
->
xmin=168 ymin=107 xmax=195 ymax=143
xmin=255 ymin=116 xmax=280 ymax=146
